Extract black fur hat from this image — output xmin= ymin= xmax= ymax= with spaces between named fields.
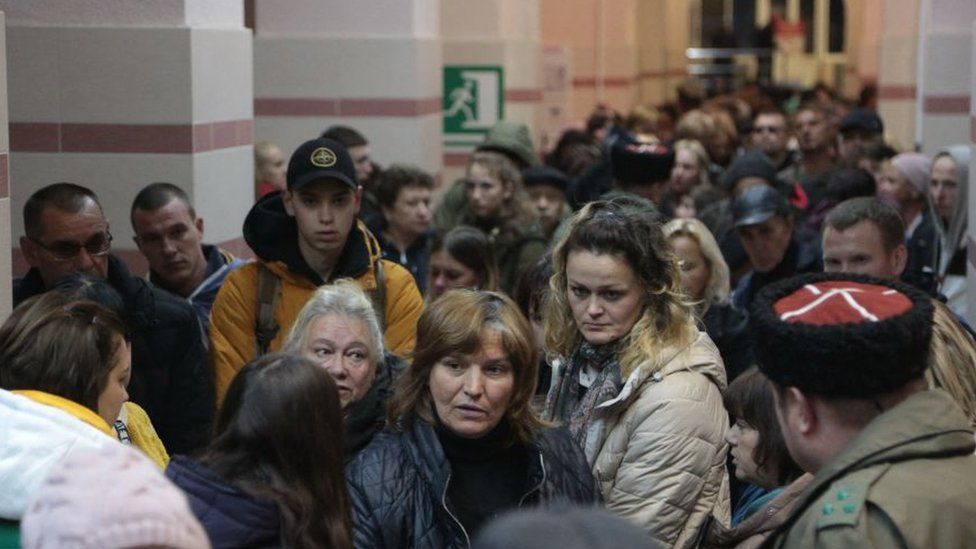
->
xmin=750 ymin=272 xmax=934 ymax=397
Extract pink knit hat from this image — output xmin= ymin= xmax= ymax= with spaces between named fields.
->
xmin=20 ymin=444 xmax=210 ymax=549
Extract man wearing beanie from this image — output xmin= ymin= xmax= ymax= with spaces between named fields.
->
xmin=751 ymin=273 xmax=976 ymax=548
xmin=209 ymin=138 xmax=423 ymax=403
xmin=522 ymin=165 xmax=571 ymax=241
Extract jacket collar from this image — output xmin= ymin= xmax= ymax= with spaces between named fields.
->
xmin=15 ymin=255 xmax=156 ymax=331
xmin=12 ymin=390 xmax=113 ymax=437
xmin=774 ymin=390 xmax=974 ymax=541
xmin=403 ymin=417 xmax=546 ymax=503
xmin=596 ymin=329 xmax=727 ymax=413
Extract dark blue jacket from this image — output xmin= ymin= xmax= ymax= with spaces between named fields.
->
xmin=346 ymin=418 xmax=599 ymax=549
xmin=166 ymin=456 xmax=281 ymax=549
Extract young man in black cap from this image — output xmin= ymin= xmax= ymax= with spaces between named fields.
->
xmin=731 ymin=185 xmax=821 ymax=309
xmin=837 ymin=108 xmax=884 ymax=168
xmin=522 ymin=165 xmax=570 ymax=241
xmin=209 ymin=138 xmax=423 ymax=403
xmin=751 ymin=272 xmax=976 ymax=548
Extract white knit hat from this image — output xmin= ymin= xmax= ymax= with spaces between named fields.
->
xmin=20 ymin=443 xmax=210 ymax=549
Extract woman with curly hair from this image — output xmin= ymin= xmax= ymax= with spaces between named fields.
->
xmin=544 ymin=200 xmax=730 ymax=546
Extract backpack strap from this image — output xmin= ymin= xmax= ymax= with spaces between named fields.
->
xmin=254 ymin=263 xmax=282 ymax=357
xmin=370 ymin=260 xmax=387 ymax=333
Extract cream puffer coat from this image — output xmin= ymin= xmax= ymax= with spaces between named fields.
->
xmin=564 ymin=330 xmax=731 ymax=547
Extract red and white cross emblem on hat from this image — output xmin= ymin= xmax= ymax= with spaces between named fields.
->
xmin=773 ymin=281 xmax=913 ymax=326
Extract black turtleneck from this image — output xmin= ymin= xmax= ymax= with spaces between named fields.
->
xmin=436 ymin=419 xmax=529 ymax=537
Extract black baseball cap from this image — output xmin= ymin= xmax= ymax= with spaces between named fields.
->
xmin=522 ymin=165 xmax=571 ymax=192
xmin=732 ymin=184 xmax=791 ymax=228
xmin=286 ymin=137 xmax=358 ymax=191
xmin=839 ymin=108 xmax=884 ymax=135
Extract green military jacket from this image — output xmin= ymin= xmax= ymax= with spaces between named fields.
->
xmin=764 ymin=389 xmax=976 ymax=548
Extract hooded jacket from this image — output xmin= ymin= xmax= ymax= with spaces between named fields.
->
xmin=763 ymin=390 xmax=976 ymax=548
xmin=928 ymin=145 xmax=970 ymax=316
xmin=0 ymin=389 xmax=114 ymax=521
xmin=165 ymin=456 xmax=281 ymax=548
xmin=346 ymin=419 xmax=600 ymax=549
xmin=13 ymin=255 xmax=213 ymax=455
xmin=548 ymin=330 xmax=731 ymax=547
xmin=210 ymin=194 xmax=423 ymax=402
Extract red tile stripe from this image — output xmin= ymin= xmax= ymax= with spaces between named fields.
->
xmin=572 ymin=76 xmax=635 ymax=88
xmin=10 ymin=120 xmax=253 ymax=154
xmin=255 ymin=96 xmax=442 ymax=117
xmin=638 ymin=68 xmax=686 ymax=79
xmin=506 ymin=88 xmax=544 ymax=102
xmin=923 ymin=95 xmax=971 ymax=114
xmin=0 ymin=154 xmax=8 ymax=199
xmin=443 ymin=152 xmax=470 ymax=168
xmin=878 ymin=85 xmax=917 ymax=100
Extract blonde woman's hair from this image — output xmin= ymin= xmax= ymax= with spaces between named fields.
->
xmin=662 ymin=217 xmax=730 ymax=310
xmin=926 ymin=300 xmax=976 ymax=428
xmin=282 ymin=279 xmax=384 ymax=364
xmin=544 ymin=201 xmax=697 ymax=378
xmin=673 ymin=139 xmax=712 ymax=188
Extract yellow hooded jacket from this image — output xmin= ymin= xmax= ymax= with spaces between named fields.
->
xmin=210 ymin=195 xmax=423 ymax=404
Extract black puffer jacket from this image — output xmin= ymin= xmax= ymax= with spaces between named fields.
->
xmin=13 ymin=255 xmax=213 ymax=454
xmin=346 ymin=418 xmax=600 ymax=549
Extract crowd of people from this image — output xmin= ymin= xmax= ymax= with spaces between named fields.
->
xmin=2 ymin=77 xmax=976 ymax=549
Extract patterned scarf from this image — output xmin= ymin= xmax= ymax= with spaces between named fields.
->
xmin=547 ymin=340 xmax=624 ymax=447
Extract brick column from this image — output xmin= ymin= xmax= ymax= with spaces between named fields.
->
xmin=3 ymin=0 xmax=253 ymax=276
xmin=636 ymin=0 xmax=688 ymax=106
xmin=0 ymin=11 xmax=9 ymax=317
xmin=541 ymin=0 xmax=639 ymax=122
xmin=877 ymin=0 xmax=921 ymax=150
xmin=967 ymin=20 xmax=976 ymax=325
xmin=253 ymin=0 xmax=442 ymax=176
xmin=918 ymin=0 xmax=974 ymax=155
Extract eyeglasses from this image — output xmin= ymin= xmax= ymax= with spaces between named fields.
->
xmin=752 ymin=126 xmax=784 ymax=134
xmin=30 ymin=231 xmax=113 ymax=261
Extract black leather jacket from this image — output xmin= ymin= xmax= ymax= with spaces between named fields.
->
xmin=345 ymin=418 xmax=600 ymax=549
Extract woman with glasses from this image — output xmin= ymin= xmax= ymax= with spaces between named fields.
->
xmin=544 ymin=201 xmax=730 ymax=546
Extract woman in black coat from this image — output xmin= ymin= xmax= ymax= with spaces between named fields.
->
xmin=167 ymin=353 xmax=352 ymax=549
xmin=346 ymin=290 xmax=599 ymax=549
xmin=664 ymin=218 xmax=753 ymax=381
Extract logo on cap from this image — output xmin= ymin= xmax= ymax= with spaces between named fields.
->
xmin=310 ymin=147 xmax=337 ymax=168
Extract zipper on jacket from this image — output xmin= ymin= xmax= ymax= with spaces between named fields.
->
xmin=518 ymin=452 xmax=547 ymax=506
xmin=441 ymin=472 xmax=471 ymax=548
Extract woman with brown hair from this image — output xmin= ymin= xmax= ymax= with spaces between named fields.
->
xmin=432 ymin=151 xmax=547 ymax=295
xmin=703 ymin=367 xmax=810 ymax=548
xmin=427 ymin=225 xmax=500 ymax=301
xmin=0 ymin=291 xmax=131 ymax=439
xmin=346 ymin=290 xmax=598 ymax=548
xmin=544 ymin=200 xmax=730 ymax=546
xmin=166 ymin=353 xmax=352 ymax=549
